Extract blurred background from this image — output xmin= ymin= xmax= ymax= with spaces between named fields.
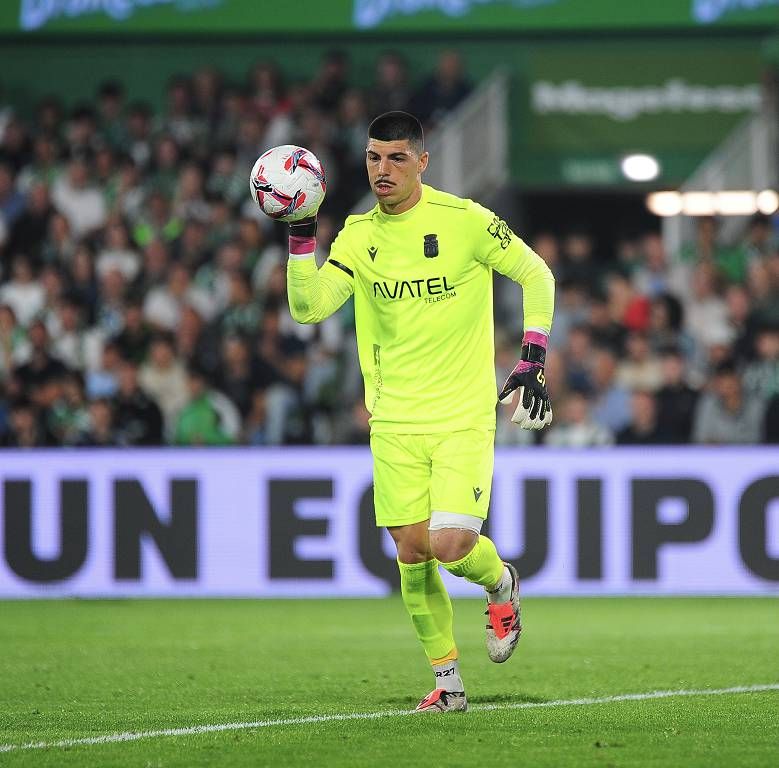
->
xmin=0 ymin=1 xmax=777 ymax=598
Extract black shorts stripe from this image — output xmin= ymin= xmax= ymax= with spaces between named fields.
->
xmin=328 ymin=259 xmax=354 ymax=278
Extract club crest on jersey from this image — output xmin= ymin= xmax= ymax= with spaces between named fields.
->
xmin=424 ymin=234 xmax=439 ymax=258
xmin=367 ymin=246 xmax=378 ymax=261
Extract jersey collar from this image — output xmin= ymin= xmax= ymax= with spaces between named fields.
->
xmin=374 ymin=184 xmax=427 ymax=222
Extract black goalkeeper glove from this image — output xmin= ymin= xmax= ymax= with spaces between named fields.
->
xmin=498 ymin=337 xmax=553 ymax=430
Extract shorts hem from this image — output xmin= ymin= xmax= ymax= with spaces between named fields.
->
xmin=375 ymin=511 xmax=431 ymax=528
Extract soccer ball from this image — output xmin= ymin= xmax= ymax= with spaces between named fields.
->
xmin=249 ymin=145 xmax=326 ymax=222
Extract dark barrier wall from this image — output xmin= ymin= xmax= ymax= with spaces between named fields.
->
xmin=1 ymin=447 xmax=777 ymax=597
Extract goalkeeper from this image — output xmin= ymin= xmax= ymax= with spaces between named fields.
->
xmin=286 ymin=111 xmax=554 ymax=712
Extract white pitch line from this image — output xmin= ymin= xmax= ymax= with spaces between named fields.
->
xmin=1 ymin=683 xmax=776 ymax=754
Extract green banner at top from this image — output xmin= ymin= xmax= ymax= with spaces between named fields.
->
xmin=2 ymin=0 xmax=777 ymax=35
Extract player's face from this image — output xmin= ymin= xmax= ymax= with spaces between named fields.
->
xmin=366 ymin=138 xmax=428 ymax=214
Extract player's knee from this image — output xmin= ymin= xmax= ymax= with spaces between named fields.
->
xmin=388 ymin=521 xmax=433 ymax=564
xmin=395 ymin=541 xmax=434 ymax=564
xmin=429 ymin=529 xmax=477 ymax=564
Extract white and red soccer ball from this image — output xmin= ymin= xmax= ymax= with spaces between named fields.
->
xmin=249 ymin=144 xmax=326 ymax=222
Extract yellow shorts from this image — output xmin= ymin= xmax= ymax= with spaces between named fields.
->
xmin=370 ymin=429 xmax=495 ymax=528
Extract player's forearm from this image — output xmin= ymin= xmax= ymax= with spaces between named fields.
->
xmin=519 ymin=254 xmax=555 ymax=334
xmin=286 ymin=238 xmax=349 ymax=324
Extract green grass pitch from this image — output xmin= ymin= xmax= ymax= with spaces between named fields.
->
xmin=0 ymin=597 xmax=777 ymax=767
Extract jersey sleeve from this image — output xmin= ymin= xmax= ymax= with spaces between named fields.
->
xmin=286 ymin=229 xmax=355 ymax=325
xmin=471 ymin=202 xmax=555 ymax=334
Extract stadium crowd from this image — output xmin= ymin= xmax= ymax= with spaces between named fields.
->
xmin=0 ymin=52 xmax=778 ymax=448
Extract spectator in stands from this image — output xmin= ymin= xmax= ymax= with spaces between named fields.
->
xmin=48 ymin=371 xmax=90 ymax=445
xmin=264 ymin=336 xmax=313 ymax=445
xmin=371 ymin=51 xmax=411 ymax=115
xmin=587 ymin=292 xmax=625 ymax=355
xmin=684 ymin=260 xmax=731 ymax=358
xmin=65 ymin=105 xmax=100 ymax=157
xmin=560 ymin=231 xmax=600 ymax=293
xmin=0 ymin=161 xmax=26 ymax=232
xmin=545 ymin=389 xmax=613 ymax=448
xmin=0 ymin=303 xmax=26 ymax=380
xmin=51 ymin=155 xmax=107 ymax=238
xmin=0 ymin=255 xmax=44 ymax=326
xmin=311 ymin=50 xmax=350 ymax=113
xmin=1 ymin=397 xmax=47 ymax=448
xmin=96 ymin=219 xmax=140 ymax=282
xmin=654 ymin=347 xmax=699 ymax=443
xmin=114 ymin=357 xmax=164 ymax=445
xmin=692 ymin=361 xmax=765 ymax=444
xmin=606 ymin=270 xmax=650 ymax=333
xmin=616 ymin=391 xmax=669 ymax=445
xmin=139 ymin=333 xmax=188 ymax=435
xmin=617 ymin=331 xmax=663 ymax=392
xmin=126 ymin=102 xmax=154 ymax=169
xmin=144 ymin=262 xmax=213 ymax=331
xmin=589 ymin=346 xmax=632 ymax=433
xmin=50 ymin=294 xmax=103 ymax=373
xmin=174 ymin=363 xmax=237 ymax=446
xmin=40 ymin=212 xmax=76 ymax=268
xmin=86 ymin=339 xmax=121 ymax=399
xmin=79 ymin=397 xmax=118 ymax=447
xmin=742 ymin=325 xmax=779 ymax=400
xmin=764 ymin=393 xmax=779 ymax=443
xmin=217 ymin=334 xmax=256 ymax=417
xmin=548 ymin=279 xmax=588 ymax=350
xmin=563 ymin=324 xmax=594 ymax=393
xmin=69 ymin=244 xmax=99 ymax=322
xmin=741 ymin=213 xmax=776 ymax=262
xmin=159 ymin=76 xmax=205 ymax=151
xmin=632 ymin=232 xmax=670 ymax=298
xmin=17 ymin=133 xmax=61 ymax=192
xmin=7 ymin=181 xmax=53 ymax=263
xmin=95 ymin=267 xmax=128 ymax=338
xmin=679 ymin=216 xmax=747 ymax=284
xmin=724 ymin=283 xmax=755 ymax=365
xmin=113 ymin=299 xmax=152 ymax=365
xmin=97 ymin=80 xmax=127 ymax=150
xmin=207 ymin=147 xmax=246 ymax=208
xmin=752 ymin=252 xmax=779 ymax=328
xmin=13 ymin=319 xmax=66 ymax=392
xmin=411 ymin=50 xmax=471 ymax=127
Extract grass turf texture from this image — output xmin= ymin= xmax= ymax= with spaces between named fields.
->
xmin=0 ymin=598 xmax=776 ymax=767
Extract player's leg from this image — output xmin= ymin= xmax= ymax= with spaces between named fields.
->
xmin=387 ymin=521 xmax=466 ymax=712
xmin=428 ymin=429 xmax=522 ymax=664
xmin=371 ymin=432 xmax=465 ymax=712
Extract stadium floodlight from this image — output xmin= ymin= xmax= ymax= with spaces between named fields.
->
xmin=715 ymin=191 xmax=760 ymax=216
xmin=757 ymin=189 xmax=779 ymax=215
xmin=681 ymin=192 xmax=717 ymax=216
xmin=646 ymin=191 xmax=683 ymax=216
xmin=647 ymin=189 xmax=779 ymax=216
xmin=621 ymin=154 xmax=660 ymax=182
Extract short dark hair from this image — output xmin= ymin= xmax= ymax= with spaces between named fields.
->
xmin=368 ymin=111 xmax=424 ymax=155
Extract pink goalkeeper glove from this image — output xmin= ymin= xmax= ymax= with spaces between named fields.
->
xmin=498 ymin=330 xmax=553 ymax=430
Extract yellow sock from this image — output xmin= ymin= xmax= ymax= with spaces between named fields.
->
xmin=397 ymin=558 xmax=456 ymax=662
xmin=441 ymin=535 xmax=504 ymax=588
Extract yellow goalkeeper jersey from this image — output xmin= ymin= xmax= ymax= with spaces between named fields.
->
xmin=287 ymin=184 xmax=554 ymax=434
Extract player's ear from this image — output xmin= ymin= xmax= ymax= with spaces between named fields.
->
xmin=418 ymin=151 xmax=429 ymax=174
